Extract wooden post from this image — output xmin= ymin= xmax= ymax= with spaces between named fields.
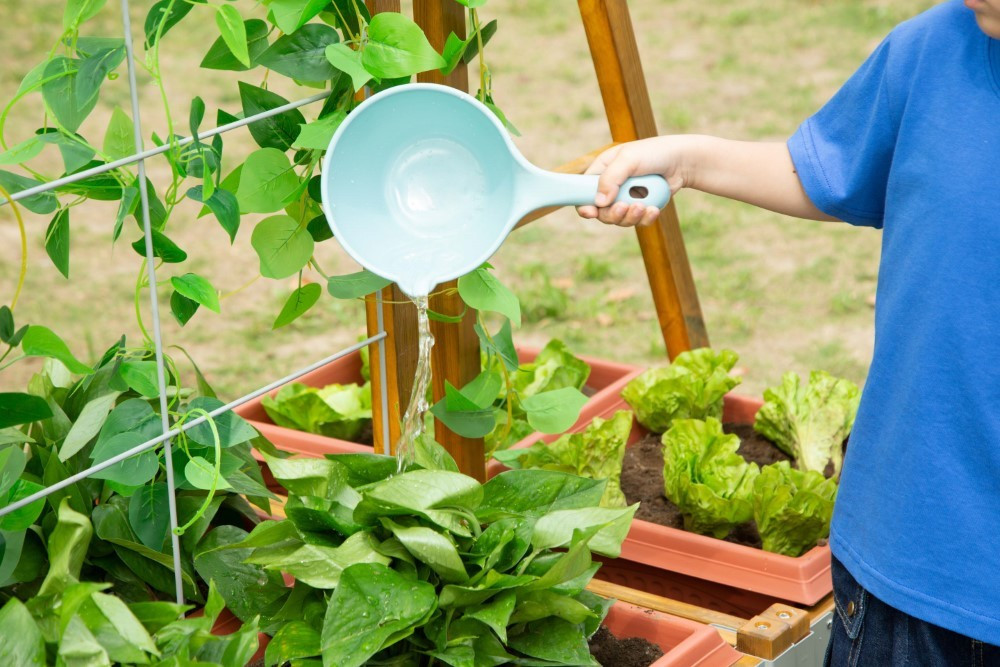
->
xmin=364 ymin=0 xmax=416 ymax=455
xmin=413 ymin=0 xmax=486 ymax=480
xmin=578 ymin=0 xmax=709 ymax=358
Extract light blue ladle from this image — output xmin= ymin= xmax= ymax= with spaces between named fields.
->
xmin=321 ymin=83 xmax=670 ymax=297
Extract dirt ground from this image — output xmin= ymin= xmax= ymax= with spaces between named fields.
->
xmin=0 ymin=0 xmax=933 ymax=399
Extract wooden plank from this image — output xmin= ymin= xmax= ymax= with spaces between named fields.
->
xmin=586 ymin=579 xmax=747 ymax=632
xmin=413 ymin=0 xmax=486 ymax=481
xmin=361 ymin=0 xmax=413 ymax=456
xmin=513 ymin=143 xmax=618 ymax=230
xmin=365 ymin=287 xmax=418 ymax=453
xmin=578 ymin=0 xmax=709 ymax=357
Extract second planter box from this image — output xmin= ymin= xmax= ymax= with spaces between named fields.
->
xmin=490 ymin=381 xmax=833 ymax=606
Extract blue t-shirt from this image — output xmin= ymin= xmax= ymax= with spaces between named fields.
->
xmin=787 ymin=0 xmax=1000 ymax=644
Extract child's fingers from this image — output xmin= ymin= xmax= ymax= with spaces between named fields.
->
xmin=595 ymin=157 xmax=639 ymax=208
xmin=621 ymin=204 xmax=648 ymax=227
xmin=597 ymin=202 xmax=629 ymax=225
xmin=639 ymin=206 xmax=660 ymax=227
xmin=577 ymin=204 xmax=598 ymax=219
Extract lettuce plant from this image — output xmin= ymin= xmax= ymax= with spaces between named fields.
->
xmin=661 ymin=418 xmax=759 ymax=539
xmin=754 ymin=370 xmax=860 ymax=477
xmin=754 ymin=462 xmax=838 ymax=557
xmin=262 ymin=381 xmax=372 ymax=440
xmin=493 ymin=410 xmax=632 ymax=508
xmin=622 ymin=348 xmax=741 ymax=433
xmin=226 ymin=450 xmax=636 ymax=666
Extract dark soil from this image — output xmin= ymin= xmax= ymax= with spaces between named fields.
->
xmin=620 ymin=423 xmax=797 ymax=550
xmin=589 ymin=626 xmax=664 ymax=667
xmin=357 ymin=420 xmax=374 ymax=446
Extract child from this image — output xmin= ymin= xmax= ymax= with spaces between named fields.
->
xmin=578 ymin=1 xmax=1000 ymax=663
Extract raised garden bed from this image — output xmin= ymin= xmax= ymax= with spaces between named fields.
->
xmin=599 ymin=600 xmax=741 ymax=667
xmin=491 ymin=391 xmax=833 ymax=605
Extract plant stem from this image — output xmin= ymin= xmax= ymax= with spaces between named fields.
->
xmin=0 ymin=183 xmax=28 ymax=310
xmin=220 ymin=275 xmax=259 ymax=301
xmin=472 ymin=9 xmax=487 ymax=101
xmin=135 ymin=261 xmax=152 ymax=344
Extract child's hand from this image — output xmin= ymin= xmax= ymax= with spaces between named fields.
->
xmin=577 ymin=137 xmax=687 ymax=227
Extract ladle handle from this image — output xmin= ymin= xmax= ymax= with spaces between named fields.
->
xmin=526 ymin=170 xmax=671 ymax=210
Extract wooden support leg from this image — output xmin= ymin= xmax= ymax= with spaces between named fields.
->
xmin=413 ymin=0 xmax=486 ymax=480
xmin=578 ymin=0 xmax=709 ymax=358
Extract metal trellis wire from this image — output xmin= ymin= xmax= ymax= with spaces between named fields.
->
xmin=0 ymin=0 xmax=393 ymax=609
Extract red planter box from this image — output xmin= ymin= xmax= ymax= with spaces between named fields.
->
xmin=241 ymin=347 xmax=640 ymax=460
xmin=605 ymin=600 xmax=741 ymax=666
xmin=489 ymin=387 xmax=833 ymax=605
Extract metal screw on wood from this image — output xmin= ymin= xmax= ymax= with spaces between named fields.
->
xmin=777 ymin=611 xmax=792 ymax=619
xmin=755 ymin=622 xmax=771 ymax=630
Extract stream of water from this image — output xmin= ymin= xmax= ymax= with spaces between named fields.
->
xmin=395 ymin=296 xmax=435 ymax=472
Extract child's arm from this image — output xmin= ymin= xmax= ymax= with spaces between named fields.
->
xmin=577 ymin=135 xmax=836 ymax=226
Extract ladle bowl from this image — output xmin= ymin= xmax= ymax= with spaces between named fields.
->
xmin=321 ymin=83 xmax=670 ymax=297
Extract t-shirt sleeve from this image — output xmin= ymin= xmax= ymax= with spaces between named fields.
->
xmin=787 ymin=37 xmax=900 ymax=228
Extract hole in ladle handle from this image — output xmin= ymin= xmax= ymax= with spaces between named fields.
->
xmin=628 ymin=185 xmax=650 ymax=199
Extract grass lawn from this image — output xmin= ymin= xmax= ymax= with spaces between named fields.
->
xmin=0 ymin=0 xmax=933 ymax=399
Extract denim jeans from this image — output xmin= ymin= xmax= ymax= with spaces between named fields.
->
xmin=825 ymin=556 xmax=1000 ymax=666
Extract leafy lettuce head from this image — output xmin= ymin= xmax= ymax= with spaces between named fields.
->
xmin=513 ymin=339 xmax=591 ymax=401
xmin=753 ymin=370 xmax=860 ymax=477
xmin=493 ymin=410 xmax=633 ymax=508
xmin=622 ymin=348 xmax=741 ymax=433
xmin=262 ymin=381 xmax=372 ymax=440
xmin=661 ymin=418 xmax=758 ymax=539
xmin=754 ymin=461 xmax=837 ymax=557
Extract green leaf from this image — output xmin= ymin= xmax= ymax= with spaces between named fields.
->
xmin=236 ymin=148 xmax=300 ymax=213
xmin=58 ymin=615 xmax=109 ymax=666
xmin=454 ymin=0 xmax=488 ymax=7
xmin=41 ymin=57 xmax=95 ymax=133
xmin=754 ymin=370 xmax=860 ymax=477
xmin=531 ymin=505 xmax=637 ymax=558
xmin=170 ymin=273 xmax=220 ymax=313
xmin=363 ymin=13 xmax=446 ymax=79
xmin=662 ymin=418 xmax=759 ymax=539
xmin=0 ymin=393 xmax=52 ymax=429
xmin=102 ymin=106 xmax=135 ymax=161
xmin=249 ymin=531 xmax=390 ymax=589
xmin=0 ymin=170 xmax=58 ymax=214
xmin=0 ymin=137 xmax=44 ymax=165
xmin=622 ymin=348 xmax=742 ymax=434
xmin=477 ymin=470 xmax=606 ymax=522
xmin=381 ymin=518 xmax=468 ymax=583
xmin=269 ymin=0 xmax=330 ymax=34
xmin=326 ymin=270 xmax=392 ymax=299
xmin=64 ymin=0 xmax=107 ymax=29
xmin=194 ymin=525 xmax=289 ymax=622
xmin=128 ymin=482 xmax=169 ymax=551
xmin=754 ymin=461 xmax=837 ymax=557
xmin=430 ymin=382 xmax=495 ymax=438
xmin=90 ymin=432 xmax=160 ymax=486
xmin=251 ymin=215 xmax=315 ymax=279
xmin=458 ymin=268 xmax=520 ymax=326
xmin=186 ymin=396 xmax=258 ymax=448
xmin=201 ymin=18 xmax=269 ymax=71
xmin=88 ymin=592 xmax=159 ymax=658
xmin=187 ymin=185 xmax=240 ymax=242
xmin=39 ymin=498 xmax=92 ymax=596
xmin=170 ymin=291 xmax=199 ymax=326
xmin=0 ymin=306 xmax=12 ymax=344
xmin=521 ymin=387 xmax=588 ymax=434
xmin=262 ymin=383 xmax=370 ymax=440
xmin=0 ymin=480 xmax=45 ymax=531
xmin=76 ymin=47 xmax=125 ymax=110
xmin=265 ymin=621 xmax=320 ymax=667
xmin=239 ymin=83 xmax=305 ymax=151
xmin=21 ymin=325 xmax=92 ymax=375
xmin=215 ymin=5 xmax=250 ymax=68
xmin=0 ymin=446 xmax=25 ymax=497
xmin=260 ymin=23 xmax=340 ymax=81
xmin=185 ymin=456 xmax=230 ymax=491
xmin=130 ymin=230 xmax=188 ymax=263
xmin=324 ymin=43 xmax=372 ymax=92
xmin=292 ymin=110 xmax=346 ymax=150
xmin=59 ymin=390 xmax=120 ymax=460
xmin=273 ymin=283 xmax=323 ymax=329
xmin=117 ymin=360 xmax=160 ymax=397
xmin=321 ymin=563 xmax=437 ymax=667
xmin=507 ymin=616 xmax=595 ymax=665
xmin=0 ymin=599 xmax=44 ymax=666
xmin=144 ymin=0 xmax=194 ymax=48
